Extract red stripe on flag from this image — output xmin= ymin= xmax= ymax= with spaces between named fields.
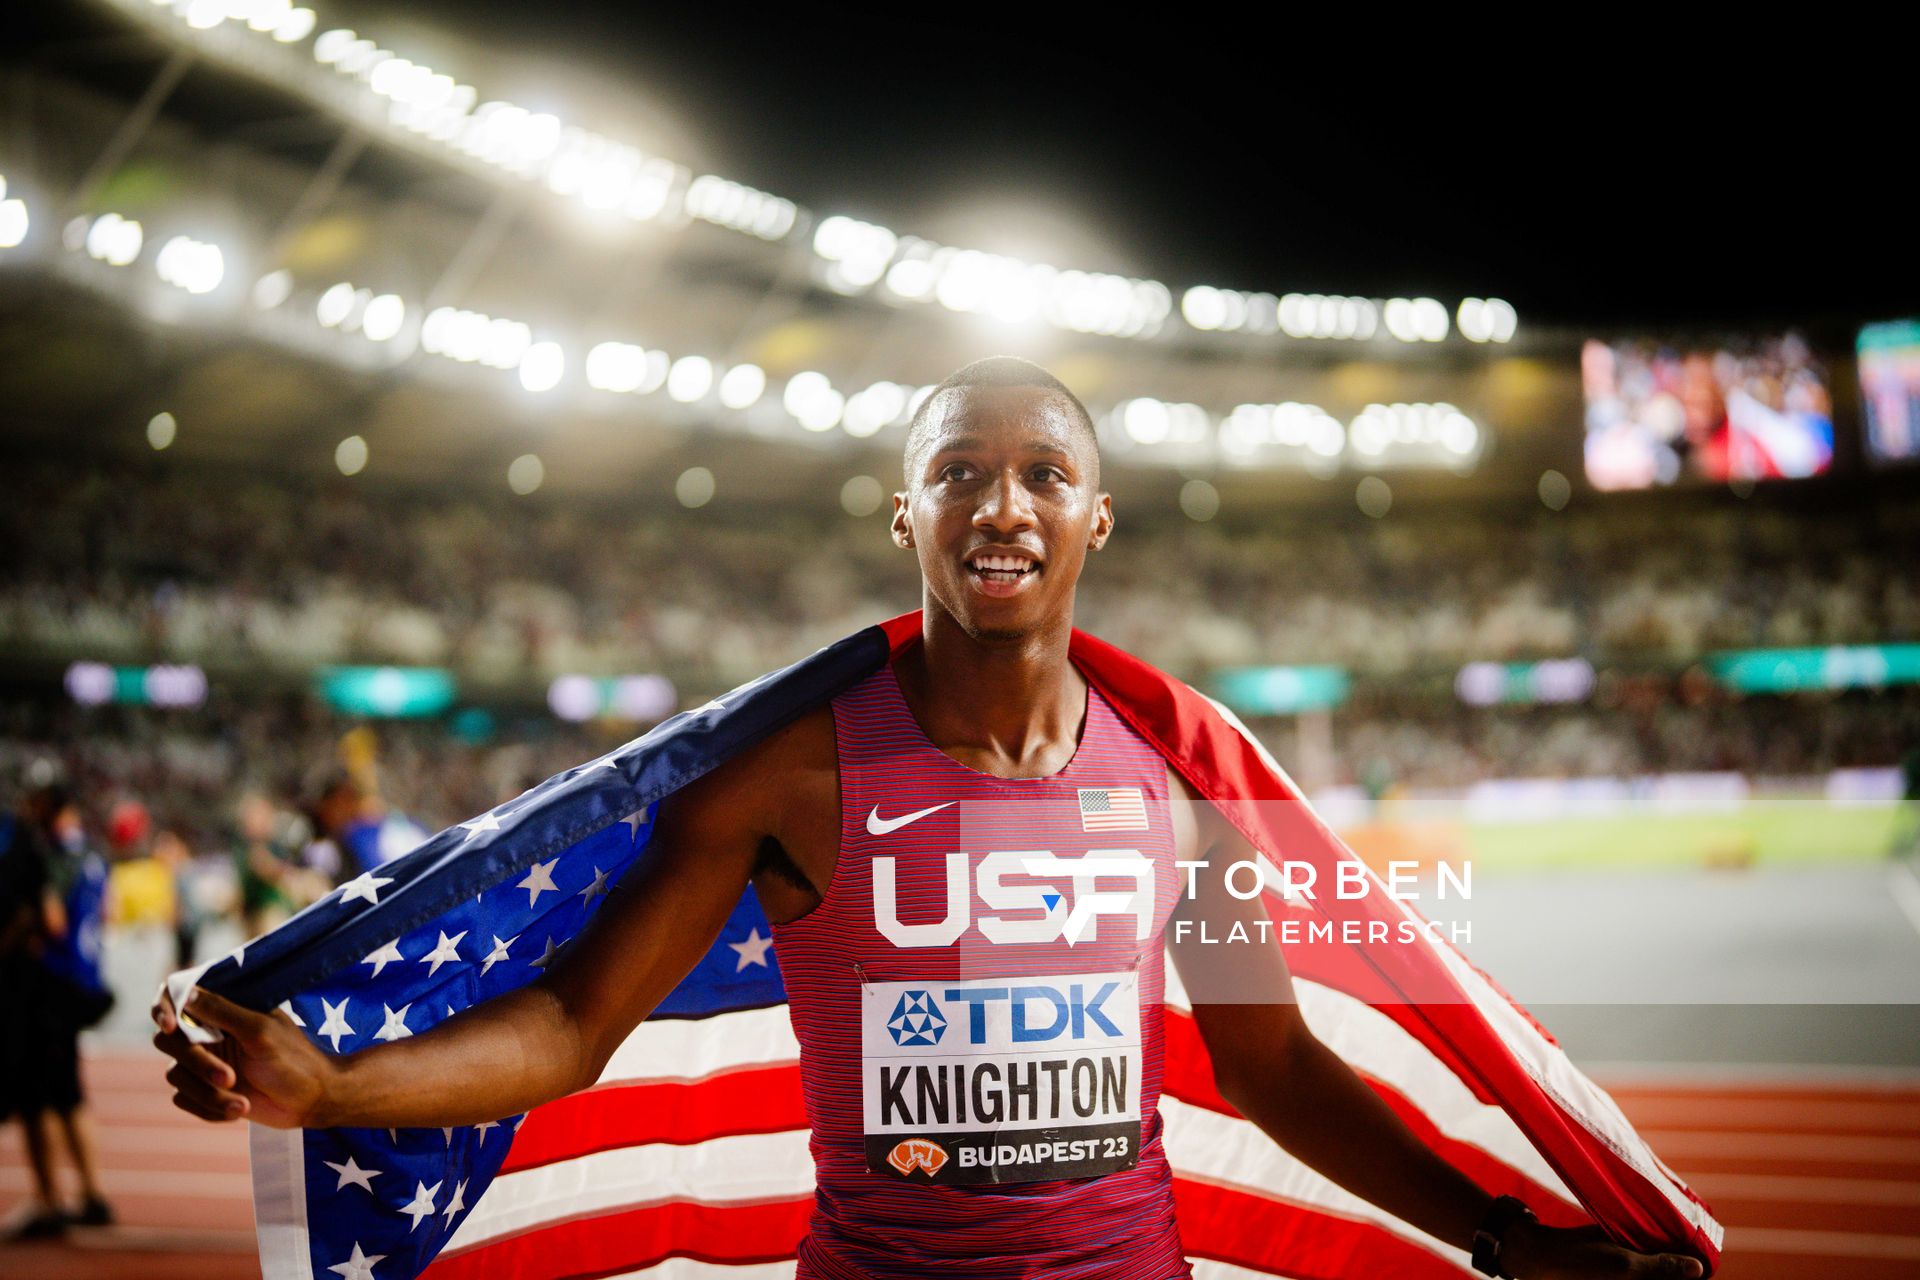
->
xmin=1174 ymin=1176 xmax=1475 ymax=1279
xmin=503 ymin=1063 xmax=807 ymax=1173
xmin=1161 ymin=1008 xmax=1586 ymax=1228
xmin=426 ymin=1196 xmax=814 ymax=1280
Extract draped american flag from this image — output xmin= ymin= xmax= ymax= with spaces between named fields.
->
xmin=171 ymin=613 xmax=1723 ymax=1280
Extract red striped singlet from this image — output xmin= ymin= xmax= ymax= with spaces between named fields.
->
xmin=771 ymin=660 xmax=1191 ymax=1279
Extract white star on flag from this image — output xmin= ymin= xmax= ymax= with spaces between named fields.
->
xmin=474 ymin=1119 xmax=500 ymax=1141
xmin=531 ymin=936 xmax=562 ymax=970
xmin=460 ymin=811 xmax=501 ymax=840
xmin=398 ymin=1180 xmax=441 ymax=1231
xmin=317 ymin=997 xmax=355 ymax=1051
xmin=480 ymin=934 xmax=515 ymax=976
xmin=328 ymin=1242 xmax=385 ymax=1280
xmin=338 ymin=871 xmax=394 ymax=907
xmin=277 ymin=1000 xmax=305 ymax=1027
xmin=323 ymin=1155 xmax=381 ymax=1193
xmin=443 ymin=1178 xmax=468 ymax=1224
xmin=621 ymin=808 xmax=649 ymax=838
xmin=576 ymin=866 xmax=611 ymax=904
xmin=517 ymin=858 xmax=560 ymax=906
xmin=728 ymin=927 xmax=774 ymax=971
xmin=419 ymin=930 xmax=467 ymax=976
xmin=373 ymin=1003 xmax=413 ymax=1042
xmin=362 ymin=939 xmax=405 ymax=977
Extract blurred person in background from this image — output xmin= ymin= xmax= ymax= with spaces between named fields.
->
xmin=233 ymin=792 xmax=325 ymax=937
xmin=306 ymin=768 xmax=429 ymax=880
xmin=0 ymin=781 xmax=114 ymax=1239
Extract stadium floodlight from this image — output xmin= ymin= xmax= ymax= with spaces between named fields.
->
xmin=585 ymin=341 xmax=646 ymax=393
xmin=518 ymin=341 xmax=565 ymax=392
xmin=784 ymin=371 xmax=844 ymax=432
xmin=242 ymin=0 xmax=291 ymax=32
xmin=271 ymin=7 xmax=315 ymax=42
xmin=85 ymin=213 xmax=143 ymax=266
xmin=361 ymin=293 xmax=405 ymax=342
xmin=1120 ymin=398 xmax=1172 ymax=445
xmin=147 ymin=411 xmax=177 ymax=450
xmin=154 ymin=234 xmax=224 ymax=294
xmin=1182 ymin=286 xmax=1227 ymax=331
xmin=716 ymin=363 xmax=766 ymax=410
xmin=334 ymin=434 xmax=369 ymax=476
xmin=252 ymin=269 xmax=292 ymax=309
xmin=0 ymin=196 xmax=26 ymax=250
xmin=316 ymin=281 xmax=356 ymax=327
xmin=839 ymin=475 xmax=884 ymax=517
xmin=507 ymin=453 xmax=544 ymax=494
xmin=1439 ymin=408 xmax=1478 ymax=455
xmin=665 ymin=355 xmax=714 ymax=403
xmin=814 ymin=216 xmax=898 ymax=292
xmin=675 ymin=465 xmax=715 ymax=508
xmin=842 ymin=382 xmax=909 ymax=438
xmin=1179 ymin=479 xmax=1221 ymax=522
xmin=883 ymin=255 xmax=936 ymax=300
xmin=312 ymin=28 xmax=357 ymax=64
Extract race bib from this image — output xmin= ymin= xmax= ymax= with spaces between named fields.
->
xmin=860 ymin=969 xmax=1142 ymax=1185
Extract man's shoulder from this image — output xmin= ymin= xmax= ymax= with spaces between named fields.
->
xmin=695 ymin=701 xmax=839 ymax=798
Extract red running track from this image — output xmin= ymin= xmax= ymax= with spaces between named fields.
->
xmin=2 ymin=1051 xmax=1915 ymax=1279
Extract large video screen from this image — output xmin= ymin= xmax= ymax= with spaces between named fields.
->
xmin=1859 ymin=320 xmax=1920 ymax=463
xmin=1581 ymin=334 xmax=1834 ymax=489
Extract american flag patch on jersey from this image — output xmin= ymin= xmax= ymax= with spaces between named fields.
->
xmin=1078 ymin=786 xmax=1148 ymax=831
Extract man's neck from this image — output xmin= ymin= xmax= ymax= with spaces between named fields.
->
xmin=894 ymin=602 xmax=1086 ymax=779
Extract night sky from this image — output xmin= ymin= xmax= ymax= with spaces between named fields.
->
xmin=11 ymin=3 xmax=1915 ymax=328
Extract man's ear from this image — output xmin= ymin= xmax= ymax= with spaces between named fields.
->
xmin=1088 ymin=492 xmax=1114 ymax=551
xmin=890 ymin=493 xmax=914 ymax=549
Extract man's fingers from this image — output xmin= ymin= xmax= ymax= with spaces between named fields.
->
xmin=1630 ymin=1251 xmax=1704 ymax=1278
xmin=170 ymin=1089 xmax=237 ymax=1123
xmin=165 ymin=1063 xmax=249 ymax=1117
xmin=151 ymin=985 xmax=178 ymax=1034
xmin=151 ymin=1028 xmax=237 ymax=1085
xmin=184 ymin=988 xmax=268 ymax=1040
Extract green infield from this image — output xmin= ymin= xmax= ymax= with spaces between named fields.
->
xmin=1462 ymin=800 xmax=1911 ymax=871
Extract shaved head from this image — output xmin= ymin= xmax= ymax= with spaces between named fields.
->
xmin=903 ymin=356 xmax=1099 ymax=485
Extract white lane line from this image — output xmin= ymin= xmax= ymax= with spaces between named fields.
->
xmin=1640 ymin=1130 xmax=1920 ymax=1162
xmin=1689 ymin=1172 xmax=1920 ymax=1205
xmin=1590 ymin=1062 xmax=1920 ymax=1089
xmin=0 ymin=1166 xmax=254 ymax=1198
xmin=1614 ymin=1097 xmax=1920 ymax=1131
xmin=1890 ymin=859 xmax=1920 ymax=940
xmin=1729 ymin=1226 xmax=1920 ymax=1260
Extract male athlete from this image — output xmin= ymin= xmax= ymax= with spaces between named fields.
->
xmin=154 ymin=359 xmax=1704 ymax=1279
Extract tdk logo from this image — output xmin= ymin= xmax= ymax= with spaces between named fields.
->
xmin=874 ymin=850 xmax=1154 ymax=949
xmin=935 ymin=982 xmax=1125 ymax=1046
xmin=887 ymin=991 xmax=948 ymax=1047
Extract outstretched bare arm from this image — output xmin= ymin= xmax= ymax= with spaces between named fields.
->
xmin=152 ymin=720 xmax=805 ymax=1130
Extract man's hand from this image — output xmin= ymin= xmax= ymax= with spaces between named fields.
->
xmin=1505 ymin=1220 xmax=1706 ymax=1278
xmin=152 ymin=986 xmax=335 ymax=1129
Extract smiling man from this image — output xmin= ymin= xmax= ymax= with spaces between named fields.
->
xmin=153 ymin=357 xmax=1704 ymax=1279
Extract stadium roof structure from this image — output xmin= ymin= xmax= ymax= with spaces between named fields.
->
xmin=0 ymin=2 xmax=1871 ymax=508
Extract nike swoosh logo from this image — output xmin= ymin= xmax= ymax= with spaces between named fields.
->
xmin=866 ymin=802 xmax=956 ymax=836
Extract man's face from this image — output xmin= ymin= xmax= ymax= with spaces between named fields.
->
xmin=892 ymin=385 xmax=1112 ymax=642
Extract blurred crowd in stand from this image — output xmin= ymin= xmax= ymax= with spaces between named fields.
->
xmin=3 ymin=462 xmax=1915 ymax=686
